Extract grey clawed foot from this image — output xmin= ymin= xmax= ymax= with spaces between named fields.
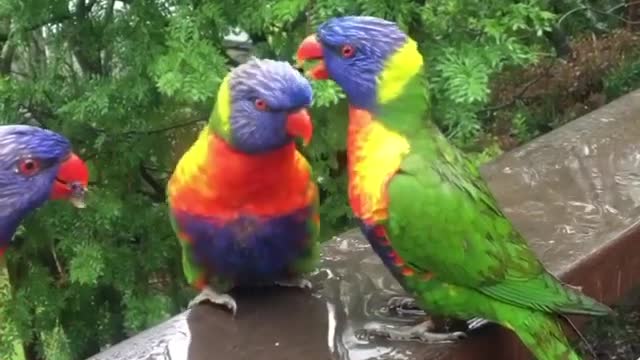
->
xmin=466 ymin=317 xmax=492 ymax=331
xmin=359 ymin=320 xmax=468 ymax=344
xmin=275 ymin=278 xmax=313 ymax=290
xmin=382 ymin=296 xmax=427 ymax=317
xmin=188 ymin=286 xmax=238 ymax=316
xmin=387 ymin=296 xmax=420 ymax=310
xmin=381 ymin=297 xmax=491 ymax=332
xmin=565 ymin=283 xmax=583 ymax=292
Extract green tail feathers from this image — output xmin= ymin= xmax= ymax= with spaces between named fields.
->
xmin=481 ymin=271 xmax=612 ymax=317
xmin=502 ymin=310 xmax=582 ymax=360
xmin=540 ymin=272 xmax=612 ymax=316
xmin=485 ymin=272 xmax=611 ymax=359
xmin=554 ymin=284 xmax=612 ymax=317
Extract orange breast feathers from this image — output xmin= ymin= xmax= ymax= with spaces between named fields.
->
xmin=347 ymin=106 xmax=411 ymax=223
xmin=168 ymin=130 xmax=316 ymax=220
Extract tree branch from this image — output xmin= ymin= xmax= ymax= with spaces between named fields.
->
xmin=138 ymin=162 xmax=167 ymax=203
xmin=544 ymin=25 xmax=572 ymax=59
xmin=0 ymin=38 xmax=16 ymax=75
xmin=556 ymin=0 xmax=640 ymax=27
xmin=15 ymin=12 xmax=75 ymax=36
xmin=104 ymin=0 xmax=116 ymax=27
xmin=97 ymin=118 xmax=206 ymax=136
xmin=70 ymin=0 xmax=103 ymax=76
xmin=50 ymin=242 xmax=67 ymax=284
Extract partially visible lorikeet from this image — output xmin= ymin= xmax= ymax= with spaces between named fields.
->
xmin=296 ymin=16 xmax=611 ymax=360
xmin=0 ymin=125 xmax=89 ymax=257
xmin=167 ymin=58 xmax=320 ymax=315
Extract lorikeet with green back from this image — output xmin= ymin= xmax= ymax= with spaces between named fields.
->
xmin=296 ymin=16 xmax=611 ymax=360
xmin=167 ymin=58 xmax=320 ymax=315
xmin=0 ymin=125 xmax=89 ymax=257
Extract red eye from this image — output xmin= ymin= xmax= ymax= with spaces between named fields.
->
xmin=341 ymin=45 xmax=355 ymax=58
xmin=18 ymin=158 xmax=41 ymax=176
xmin=255 ymin=99 xmax=268 ymax=111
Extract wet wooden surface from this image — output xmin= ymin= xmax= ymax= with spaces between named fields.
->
xmin=88 ymin=90 xmax=640 ymax=360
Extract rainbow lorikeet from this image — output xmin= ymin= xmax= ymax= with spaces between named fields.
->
xmin=0 ymin=125 xmax=89 ymax=257
xmin=296 ymin=16 xmax=611 ymax=360
xmin=167 ymin=58 xmax=320 ymax=315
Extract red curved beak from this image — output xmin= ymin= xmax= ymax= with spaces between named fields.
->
xmin=286 ymin=109 xmax=313 ymax=146
xmin=50 ymin=152 xmax=90 ymax=208
xmin=296 ymin=34 xmax=328 ymax=80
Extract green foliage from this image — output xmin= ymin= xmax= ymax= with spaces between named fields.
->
xmin=509 ymin=107 xmax=544 ymax=144
xmin=423 ymin=0 xmax=555 ymax=143
xmin=40 ymin=323 xmax=72 ymax=360
xmin=604 ymin=51 xmax=640 ymax=100
xmin=0 ymin=0 xmax=630 ymax=358
xmin=466 ymin=142 xmax=504 ymax=168
xmin=550 ymin=0 xmax=631 ymax=35
xmin=0 ymin=261 xmax=27 ymax=360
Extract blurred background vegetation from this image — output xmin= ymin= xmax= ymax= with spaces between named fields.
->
xmin=0 ymin=0 xmax=639 ymax=358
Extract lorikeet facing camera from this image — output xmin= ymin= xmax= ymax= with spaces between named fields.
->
xmin=167 ymin=58 xmax=320 ymax=315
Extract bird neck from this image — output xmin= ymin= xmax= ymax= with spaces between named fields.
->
xmin=208 ymin=74 xmax=234 ymax=143
xmin=369 ymin=37 xmax=431 ymax=136
xmin=209 ymin=134 xmax=298 ymax=182
xmin=0 ymin=214 xmax=21 ymax=252
xmin=346 ymin=41 xmax=431 ymax=163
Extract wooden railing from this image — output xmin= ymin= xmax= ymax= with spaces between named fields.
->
xmin=87 ymin=89 xmax=640 ymax=360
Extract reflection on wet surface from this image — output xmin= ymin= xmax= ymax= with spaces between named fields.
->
xmin=482 ymin=98 xmax=640 ymax=275
xmin=87 ymin=313 xmax=192 ymax=360
xmin=88 ymin=231 xmax=457 ymax=360
xmin=318 ymin=231 xmax=438 ymax=360
xmin=88 ymin=90 xmax=640 ymax=360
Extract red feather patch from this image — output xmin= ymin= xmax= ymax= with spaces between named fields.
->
xmin=170 ymin=135 xmax=315 ymax=221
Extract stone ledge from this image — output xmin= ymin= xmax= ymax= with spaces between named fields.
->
xmin=87 ymin=89 xmax=640 ymax=360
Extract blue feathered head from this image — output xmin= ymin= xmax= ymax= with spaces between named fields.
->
xmin=0 ymin=125 xmax=89 ymax=251
xmin=296 ymin=16 xmax=408 ymax=110
xmin=211 ymin=58 xmax=314 ymax=153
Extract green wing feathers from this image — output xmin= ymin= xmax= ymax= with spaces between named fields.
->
xmin=387 ymin=157 xmax=541 ymax=287
xmin=387 ymin=129 xmax=611 ymax=317
xmin=479 ymin=272 xmax=611 ymax=316
xmin=290 ymin=161 xmax=322 ymax=274
xmin=169 ymin=212 xmax=205 ymax=287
